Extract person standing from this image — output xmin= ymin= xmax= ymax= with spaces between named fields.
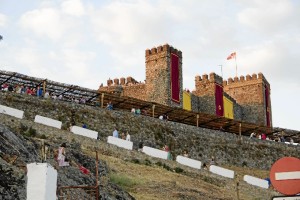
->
xmin=57 ymin=143 xmax=69 ymax=167
xmin=126 ymin=132 xmax=131 ymax=141
xmin=113 ymin=128 xmax=119 ymax=138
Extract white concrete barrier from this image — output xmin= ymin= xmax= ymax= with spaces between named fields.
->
xmin=209 ymin=165 xmax=235 ymax=179
xmin=244 ymin=175 xmax=269 ymax=189
xmin=107 ymin=136 xmax=133 ymax=150
xmin=0 ymin=104 xmax=24 ymax=119
xmin=285 ymin=142 xmax=299 ymax=146
xmin=34 ymin=115 xmax=62 ymax=129
xmin=142 ymin=146 xmax=168 ymax=160
xmin=176 ymin=155 xmax=202 ymax=169
xmin=27 ymin=163 xmax=57 ymax=200
xmin=70 ymin=126 xmax=98 ymax=139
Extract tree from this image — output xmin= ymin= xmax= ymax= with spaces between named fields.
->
xmin=0 ymin=35 xmax=2 ymax=41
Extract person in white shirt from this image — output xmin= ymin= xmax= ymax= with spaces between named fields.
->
xmin=126 ymin=132 xmax=130 ymax=141
xmin=250 ymin=132 xmax=256 ymax=139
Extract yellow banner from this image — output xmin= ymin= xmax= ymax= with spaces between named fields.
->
xmin=223 ymin=96 xmax=234 ymax=119
xmin=183 ymin=91 xmax=192 ymax=111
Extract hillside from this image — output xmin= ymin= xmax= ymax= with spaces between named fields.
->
xmin=0 ymin=91 xmax=299 ymax=199
xmin=0 ymin=116 xmax=277 ymax=200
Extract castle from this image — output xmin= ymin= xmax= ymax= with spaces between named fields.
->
xmin=99 ymin=44 xmax=272 ymax=127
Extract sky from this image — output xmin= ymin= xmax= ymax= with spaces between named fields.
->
xmin=0 ymin=0 xmax=299 ymax=130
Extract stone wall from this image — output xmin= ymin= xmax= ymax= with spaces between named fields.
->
xmin=1 ymin=92 xmax=298 ymax=170
xmin=190 ymin=94 xmax=200 ymax=112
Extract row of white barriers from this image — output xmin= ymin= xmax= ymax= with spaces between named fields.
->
xmin=141 ymin=146 xmax=269 ymax=188
xmin=0 ymin=104 xmax=277 ymax=190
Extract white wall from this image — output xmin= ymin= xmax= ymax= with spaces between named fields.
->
xmin=34 ymin=115 xmax=62 ymax=129
xmin=27 ymin=163 xmax=57 ymax=200
xmin=209 ymin=165 xmax=235 ymax=179
xmin=243 ymin=175 xmax=269 ymax=189
xmin=285 ymin=142 xmax=299 ymax=146
xmin=0 ymin=104 xmax=24 ymax=119
xmin=142 ymin=146 xmax=169 ymax=160
xmin=71 ymin=126 xmax=98 ymax=139
xmin=107 ymin=136 xmax=133 ymax=150
xmin=176 ymin=155 xmax=202 ymax=169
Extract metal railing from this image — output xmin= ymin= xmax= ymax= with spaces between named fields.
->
xmin=57 ymin=151 xmax=99 ymax=200
xmin=57 ymin=185 xmax=98 ymax=200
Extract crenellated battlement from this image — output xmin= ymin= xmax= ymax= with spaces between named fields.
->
xmin=223 ymin=72 xmax=269 ymax=86
xmin=145 ymin=43 xmax=182 ymax=57
xmin=105 ymin=76 xmax=143 ymax=87
xmin=195 ymin=72 xmax=223 ymax=85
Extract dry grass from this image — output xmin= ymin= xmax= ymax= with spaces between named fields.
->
xmin=84 ymin=149 xmax=278 ymax=200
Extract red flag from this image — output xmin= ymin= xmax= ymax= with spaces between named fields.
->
xmin=80 ymin=166 xmax=90 ymax=175
xmin=227 ymin=52 xmax=236 ymax=60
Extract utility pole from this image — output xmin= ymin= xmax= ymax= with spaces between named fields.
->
xmin=218 ymin=65 xmax=223 ymax=78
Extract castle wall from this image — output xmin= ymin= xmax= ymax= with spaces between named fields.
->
xmin=122 ymin=84 xmax=147 ymax=101
xmin=223 ymin=73 xmax=272 ymax=126
xmin=99 ymin=77 xmax=146 ymax=100
xmin=145 ymin=44 xmax=183 ymax=108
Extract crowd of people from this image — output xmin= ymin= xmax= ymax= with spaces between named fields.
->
xmin=249 ymin=131 xmax=294 ymax=144
xmin=1 ymin=83 xmax=88 ymax=104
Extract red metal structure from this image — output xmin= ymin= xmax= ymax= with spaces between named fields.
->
xmin=57 ymin=151 xmax=99 ymax=200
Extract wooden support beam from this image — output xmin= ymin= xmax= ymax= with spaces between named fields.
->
xmin=101 ymin=93 xmax=104 ymax=108
xmin=0 ymin=73 xmax=16 ymax=85
xmin=199 ymin=117 xmax=221 ymax=126
xmin=152 ymin=105 xmax=155 ymax=118
xmin=86 ymin=93 xmax=100 ymax=103
xmin=239 ymin=123 xmax=242 ymax=141
xmin=179 ymin=115 xmax=194 ymax=122
xmin=43 ymin=80 xmax=46 ymax=96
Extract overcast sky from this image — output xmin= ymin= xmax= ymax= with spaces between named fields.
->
xmin=0 ymin=0 xmax=299 ymax=130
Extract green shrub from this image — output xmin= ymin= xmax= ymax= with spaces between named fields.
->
xmin=155 ymin=161 xmax=162 ymax=166
xmin=144 ymin=159 xmax=151 ymax=166
xmin=163 ymin=163 xmax=171 ymax=171
xmin=110 ymin=174 xmax=138 ymax=189
xmin=131 ymin=158 xmax=140 ymax=164
xmin=175 ymin=167 xmax=184 ymax=173
xmin=24 ymin=127 xmax=37 ymax=137
xmin=28 ymin=127 xmax=37 ymax=137
xmin=19 ymin=123 xmax=28 ymax=133
xmin=39 ymin=134 xmax=47 ymax=139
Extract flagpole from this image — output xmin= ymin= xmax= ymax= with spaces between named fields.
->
xmin=218 ymin=65 xmax=223 ymax=78
xmin=235 ymin=54 xmax=237 ymax=77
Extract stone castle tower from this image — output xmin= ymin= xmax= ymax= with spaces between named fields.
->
xmin=145 ymin=44 xmax=183 ymax=107
xmin=193 ymin=73 xmax=224 ymax=117
xmin=223 ymin=73 xmax=272 ymax=126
